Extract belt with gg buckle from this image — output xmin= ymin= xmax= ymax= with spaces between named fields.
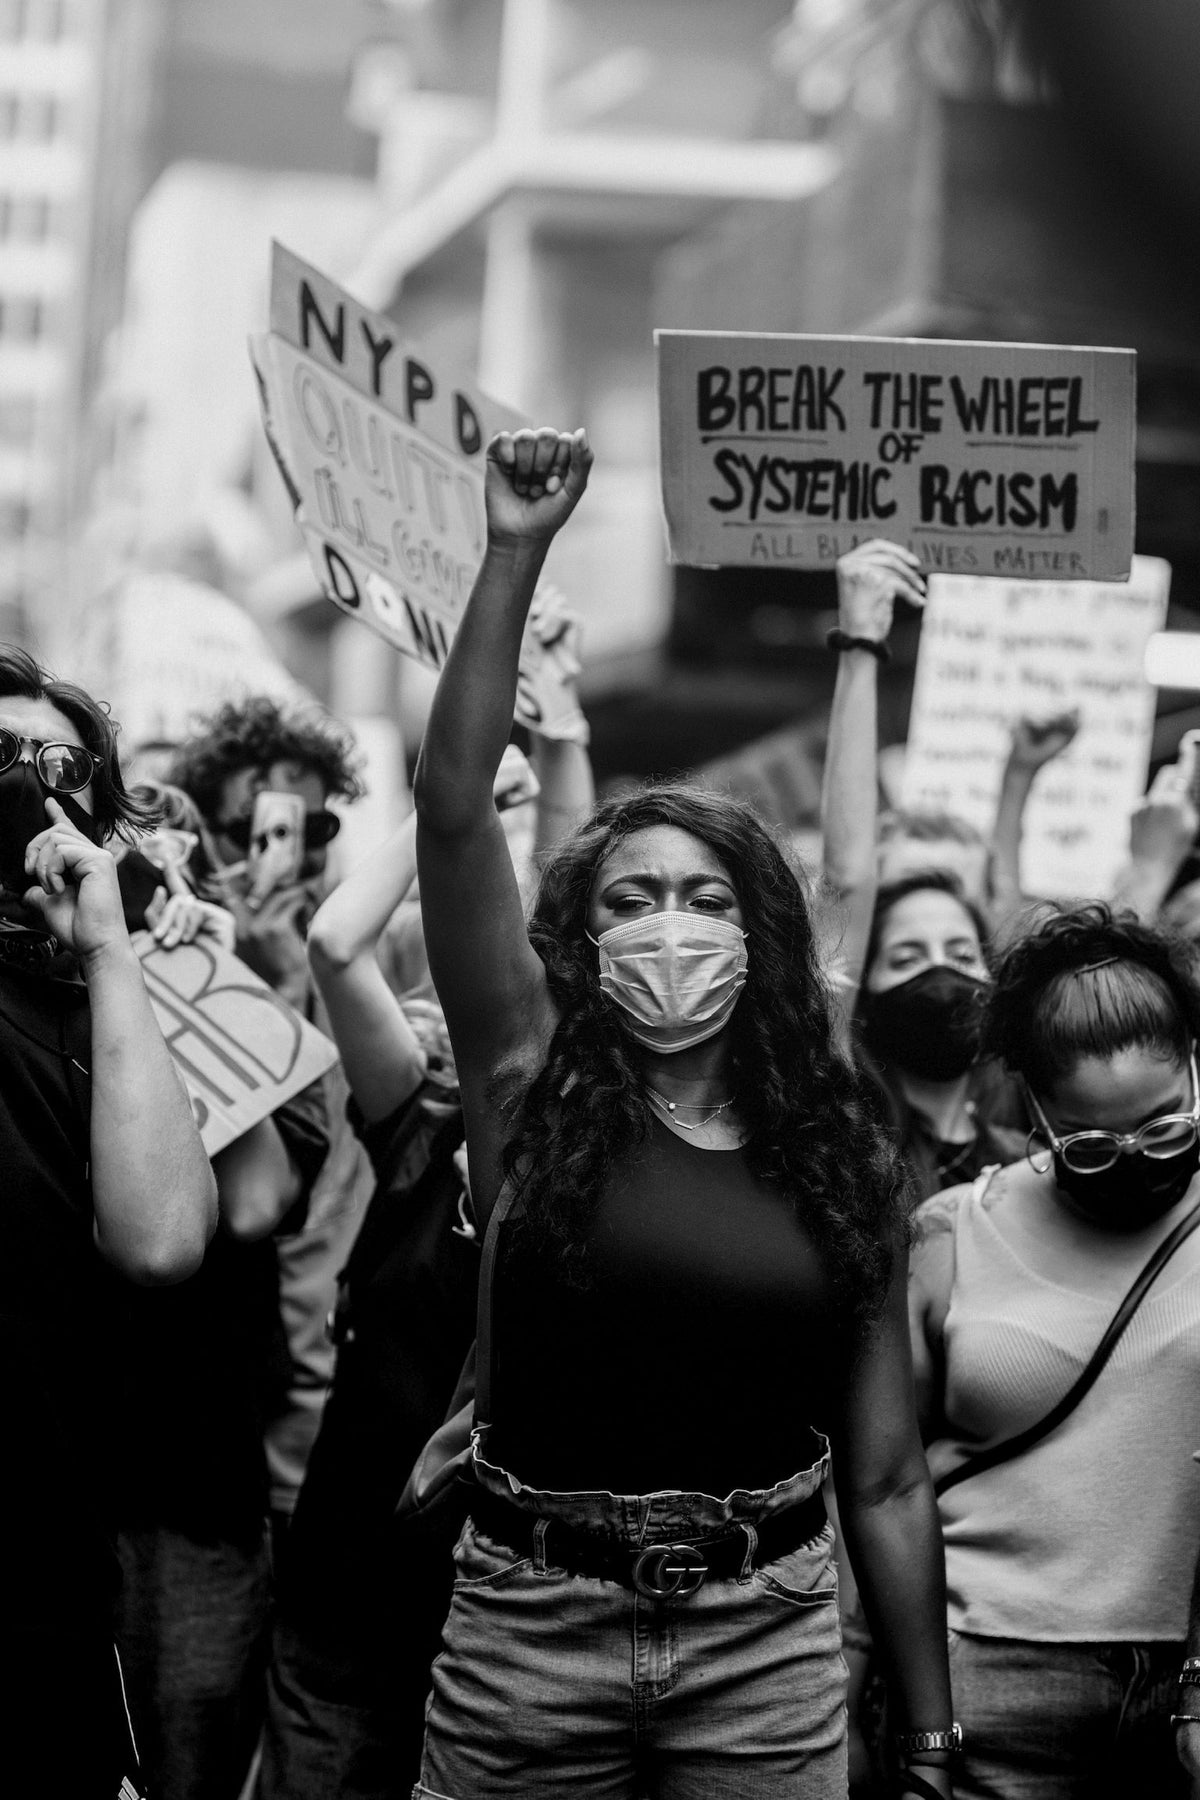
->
xmin=470 ymin=1488 xmax=826 ymax=1601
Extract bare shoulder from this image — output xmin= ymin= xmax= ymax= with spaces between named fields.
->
xmin=914 ymin=1184 xmax=967 ymax=1242
xmin=915 ymin=1162 xmax=1014 ymax=1241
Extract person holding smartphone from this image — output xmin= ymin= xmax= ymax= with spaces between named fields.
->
xmin=0 ymin=645 xmax=216 ymax=1797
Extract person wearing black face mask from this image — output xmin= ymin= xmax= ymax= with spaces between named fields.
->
xmin=854 ymin=871 xmax=1026 ymax=1201
xmin=907 ymin=904 xmax=1200 ymax=1799
xmin=0 ymin=646 xmax=217 ymax=1798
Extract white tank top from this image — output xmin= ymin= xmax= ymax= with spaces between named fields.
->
xmin=924 ymin=1168 xmax=1200 ymax=1641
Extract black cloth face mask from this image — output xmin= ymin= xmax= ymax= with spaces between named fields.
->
xmin=861 ymin=964 xmax=987 ymax=1082
xmin=0 ymin=759 xmax=100 ymax=897
xmin=1052 ymin=1139 xmax=1200 ymax=1231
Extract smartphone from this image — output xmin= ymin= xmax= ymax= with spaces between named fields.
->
xmin=246 ymin=790 xmax=305 ymax=907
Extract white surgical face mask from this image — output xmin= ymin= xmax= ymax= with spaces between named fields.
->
xmin=589 ymin=910 xmax=749 ymax=1053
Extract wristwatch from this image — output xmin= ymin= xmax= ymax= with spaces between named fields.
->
xmin=895 ymin=1724 xmax=964 ymax=1757
xmin=1173 ymin=1658 xmax=1200 ymax=1723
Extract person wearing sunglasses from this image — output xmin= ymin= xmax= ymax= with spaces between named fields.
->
xmin=0 ymin=645 xmax=217 ymax=1796
xmin=167 ymin=695 xmax=363 ymax=1010
xmin=908 ymin=904 xmax=1200 ymax=1798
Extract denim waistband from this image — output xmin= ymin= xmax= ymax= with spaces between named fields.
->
xmin=470 ymin=1426 xmax=831 ymax=1546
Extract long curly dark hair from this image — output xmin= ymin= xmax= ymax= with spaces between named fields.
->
xmin=502 ymin=783 xmax=907 ymax=1347
xmin=983 ymin=902 xmax=1200 ymax=1090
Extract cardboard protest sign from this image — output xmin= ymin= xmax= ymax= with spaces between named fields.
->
xmin=252 ymin=244 xmax=586 ymax=739
xmin=901 ymin=556 xmax=1171 ymax=899
xmin=134 ymin=932 xmax=339 ymax=1156
xmin=657 ymin=330 xmax=1135 ymax=581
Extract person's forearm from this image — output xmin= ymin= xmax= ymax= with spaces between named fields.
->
xmin=840 ymin=1471 xmax=953 ymax=1736
xmin=415 ymin=538 xmax=548 ymax=836
xmin=1110 ymin=856 xmax=1178 ymax=922
xmin=989 ymin=762 xmax=1034 ymax=921
xmin=211 ymin=1117 xmax=302 ymax=1241
xmin=85 ymin=940 xmax=217 ymax=1282
xmin=1186 ymin=1543 xmax=1200 ymax=1658
xmin=308 ymin=809 xmax=418 ymax=968
xmin=821 ymin=649 xmax=880 ymax=897
xmin=531 ymin=734 xmax=595 ymax=855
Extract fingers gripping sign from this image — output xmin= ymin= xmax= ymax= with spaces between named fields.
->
xmin=485 ymin=427 xmax=593 ymax=546
xmin=835 ymin=538 xmax=926 ymax=645
xmin=22 ymin=798 xmax=126 ymax=960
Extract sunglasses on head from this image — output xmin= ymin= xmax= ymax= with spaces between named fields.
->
xmin=215 ymin=810 xmax=341 ymax=852
xmin=0 ymin=729 xmax=102 ymax=795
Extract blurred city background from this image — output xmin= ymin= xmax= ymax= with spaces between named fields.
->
xmin=2 ymin=0 xmax=1198 ymax=837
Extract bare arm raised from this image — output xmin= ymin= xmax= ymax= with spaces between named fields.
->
xmin=413 ymin=426 xmax=593 ymax=1223
xmin=820 ymin=540 xmax=925 ymax=1025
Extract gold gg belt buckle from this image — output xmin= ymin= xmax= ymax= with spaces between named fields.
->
xmin=631 ymin=1542 xmax=708 ymax=1600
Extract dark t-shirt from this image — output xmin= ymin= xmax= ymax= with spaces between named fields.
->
xmin=0 ymin=961 xmax=120 ymax=1634
xmin=283 ymin=1082 xmax=477 ymax=1638
xmin=112 ymin=1082 xmax=329 ymax=1546
xmin=490 ymin=1114 xmax=837 ymax=1497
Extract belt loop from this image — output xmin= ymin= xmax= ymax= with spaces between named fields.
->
xmin=532 ymin=1515 xmax=550 ymax=1574
xmin=738 ymin=1522 xmax=758 ymax=1579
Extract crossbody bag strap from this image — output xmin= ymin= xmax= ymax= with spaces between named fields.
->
xmin=472 ymin=1177 xmax=522 ymax=1427
xmin=935 ymin=1196 xmax=1200 ymax=1498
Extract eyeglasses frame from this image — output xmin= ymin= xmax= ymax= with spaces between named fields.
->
xmin=1024 ymin=1048 xmax=1200 ymax=1175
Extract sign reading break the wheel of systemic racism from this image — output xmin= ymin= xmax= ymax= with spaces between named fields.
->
xmin=656 ymin=330 xmax=1135 ymax=581
xmin=251 ymin=244 xmax=586 ymax=740
xmin=133 ymin=933 xmax=339 ymax=1156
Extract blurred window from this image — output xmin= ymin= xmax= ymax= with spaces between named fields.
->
xmin=0 ymin=297 xmax=45 ymax=341
xmin=22 ymin=92 xmax=60 ymax=140
xmin=0 ymin=397 xmax=37 ymax=446
xmin=0 ymin=1 xmax=26 ymax=43
xmin=1 ymin=195 xmax=53 ymax=240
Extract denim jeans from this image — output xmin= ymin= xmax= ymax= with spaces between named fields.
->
xmin=947 ymin=1630 xmax=1189 ymax=1800
xmin=414 ymin=1432 xmax=847 ymax=1800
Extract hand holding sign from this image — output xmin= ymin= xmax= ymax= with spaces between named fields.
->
xmin=487 ymin=429 xmax=593 ymax=546
xmin=835 ymin=538 xmax=926 ymax=644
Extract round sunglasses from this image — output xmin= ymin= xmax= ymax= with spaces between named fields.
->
xmin=0 ymin=728 xmax=102 ymax=795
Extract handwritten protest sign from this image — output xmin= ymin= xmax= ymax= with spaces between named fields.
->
xmin=657 ymin=330 xmax=1135 ymax=581
xmin=901 ymin=556 xmax=1171 ymax=898
xmin=251 ymin=244 xmax=585 ymax=739
xmin=134 ymin=932 xmax=339 ymax=1156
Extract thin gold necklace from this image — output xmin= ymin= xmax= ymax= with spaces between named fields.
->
xmin=646 ymin=1085 xmax=735 ymax=1131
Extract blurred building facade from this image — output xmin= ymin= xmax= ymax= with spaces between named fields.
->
xmin=3 ymin=0 xmax=1197 ymax=816
xmin=0 ymin=0 xmax=158 ymax=647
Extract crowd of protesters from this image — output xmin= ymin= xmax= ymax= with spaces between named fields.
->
xmin=5 ymin=427 xmax=1200 ymax=1800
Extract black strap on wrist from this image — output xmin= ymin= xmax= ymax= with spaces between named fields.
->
xmin=896 ymin=1771 xmax=946 ymax=1800
xmin=826 ymin=628 xmax=891 ymax=663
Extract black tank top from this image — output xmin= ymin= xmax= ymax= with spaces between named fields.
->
xmin=490 ymin=1114 xmax=838 ymax=1497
